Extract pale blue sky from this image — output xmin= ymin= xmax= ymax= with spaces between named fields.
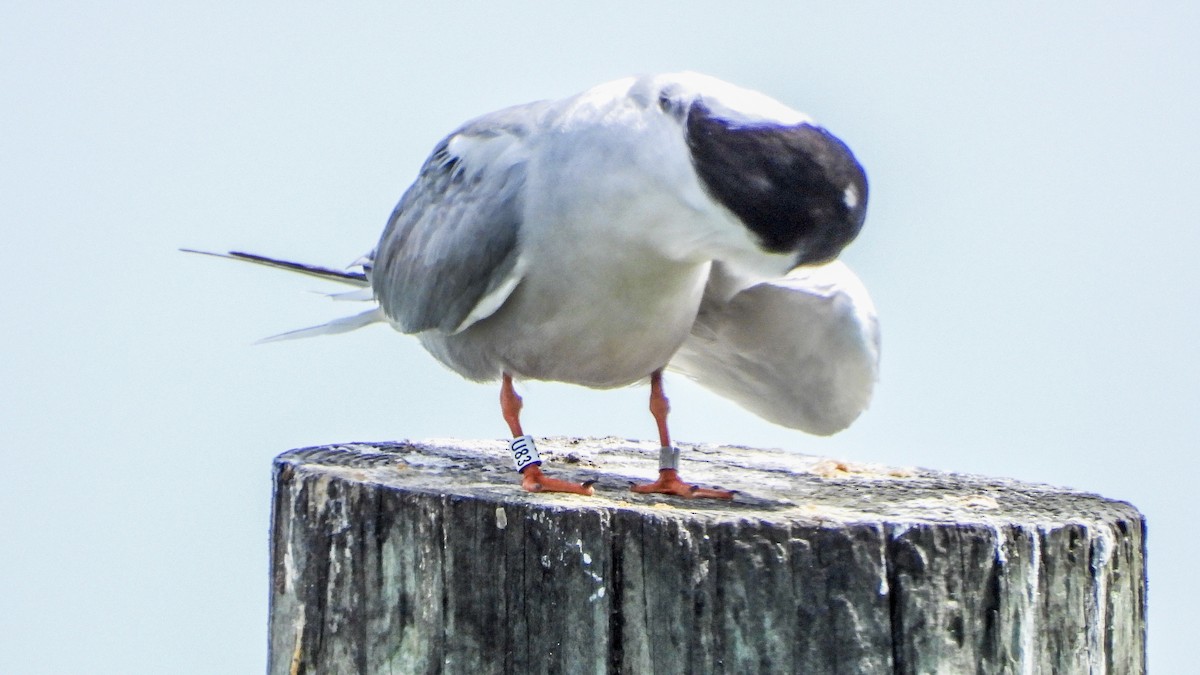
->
xmin=3 ymin=2 xmax=1196 ymax=672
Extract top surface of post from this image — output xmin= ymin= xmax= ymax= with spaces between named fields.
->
xmin=276 ymin=437 xmax=1139 ymax=529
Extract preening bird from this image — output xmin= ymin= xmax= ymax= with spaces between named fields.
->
xmin=188 ymin=72 xmax=879 ymax=499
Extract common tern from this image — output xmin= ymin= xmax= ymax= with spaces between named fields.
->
xmin=188 ymin=72 xmax=879 ymax=499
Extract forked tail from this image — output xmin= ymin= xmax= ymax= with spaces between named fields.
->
xmin=182 ymin=248 xmax=384 ymax=342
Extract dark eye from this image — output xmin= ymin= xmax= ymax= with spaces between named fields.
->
xmin=658 ymin=92 xmax=687 ymax=120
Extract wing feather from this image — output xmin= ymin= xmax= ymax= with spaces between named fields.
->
xmin=669 ymin=261 xmax=880 ymax=435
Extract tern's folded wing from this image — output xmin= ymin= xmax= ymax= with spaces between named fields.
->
xmin=371 ymin=102 xmax=550 ymax=335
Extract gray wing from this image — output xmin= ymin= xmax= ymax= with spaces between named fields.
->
xmin=370 ymin=102 xmax=549 ymax=334
xmin=669 ymin=261 xmax=880 ymax=435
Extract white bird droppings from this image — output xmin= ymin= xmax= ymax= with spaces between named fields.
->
xmin=495 ymin=507 xmax=507 ymax=530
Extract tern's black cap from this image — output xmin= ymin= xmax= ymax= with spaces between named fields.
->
xmin=685 ymin=100 xmax=868 ymax=266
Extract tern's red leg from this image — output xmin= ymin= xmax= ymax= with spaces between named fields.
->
xmin=648 ymin=369 xmax=672 ymax=449
xmin=500 ymin=373 xmax=594 ymax=496
xmin=500 ymin=372 xmax=525 ymax=437
xmin=631 ymin=370 xmax=735 ymax=500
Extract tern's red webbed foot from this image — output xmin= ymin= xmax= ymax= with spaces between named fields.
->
xmin=633 ymin=374 xmax=734 ymax=500
xmin=502 ymin=373 xmax=594 ymax=495
xmin=521 ymin=465 xmax=596 ymax=496
xmin=631 ymin=468 xmax=735 ymax=500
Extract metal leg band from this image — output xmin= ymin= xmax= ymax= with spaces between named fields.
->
xmin=658 ymin=446 xmax=680 ymax=471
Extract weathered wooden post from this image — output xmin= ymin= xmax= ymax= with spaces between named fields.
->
xmin=267 ymin=438 xmax=1145 ymax=674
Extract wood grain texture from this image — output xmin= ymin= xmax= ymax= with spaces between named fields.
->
xmin=267 ymin=438 xmax=1145 ymax=674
